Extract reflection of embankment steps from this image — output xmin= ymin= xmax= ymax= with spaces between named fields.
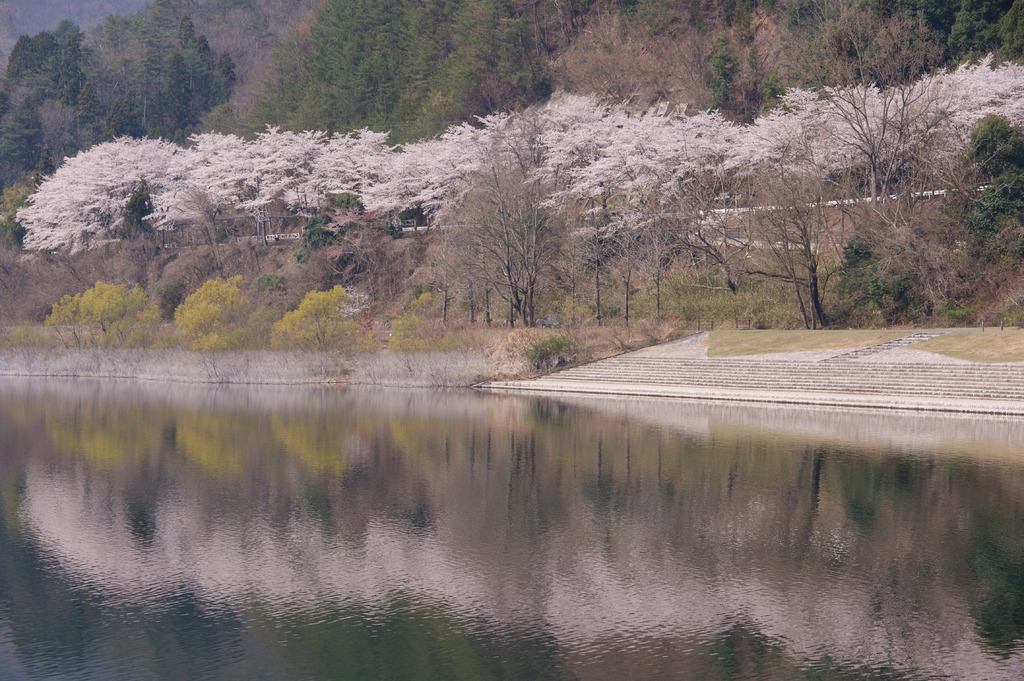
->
xmin=479 ymin=335 xmax=1024 ymax=414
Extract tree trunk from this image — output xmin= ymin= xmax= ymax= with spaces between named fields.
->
xmin=807 ymin=267 xmax=828 ymax=329
xmin=724 ymin=267 xmax=738 ymax=293
xmin=623 ymin=268 xmax=632 ymax=327
xmin=869 ymin=161 xmax=879 ymax=204
xmin=793 ymin=280 xmax=810 ymax=329
xmin=655 ymin=272 xmax=661 ymax=321
xmin=526 ymin=287 xmax=535 ymax=327
xmin=570 ymin=265 xmax=577 ymax=325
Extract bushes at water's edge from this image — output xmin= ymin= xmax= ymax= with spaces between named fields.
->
xmin=46 ymin=282 xmax=162 ymax=348
xmin=525 ymin=335 xmax=575 ymax=371
xmin=10 ymin=268 xmax=793 ymax=386
xmin=43 ymin=278 xmax=369 ymax=353
xmin=0 ymin=319 xmax=694 ymax=385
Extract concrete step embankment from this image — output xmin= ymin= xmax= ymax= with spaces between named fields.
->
xmin=823 ymin=331 xmax=946 ymax=361
xmin=478 ymin=341 xmax=1024 ymax=414
xmin=539 ymin=360 xmax=1024 ymax=396
xmin=551 ymin=356 xmax=1024 ymax=377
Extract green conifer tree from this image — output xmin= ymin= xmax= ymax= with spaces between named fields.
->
xmin=163 ymin=52 xmax=194 ymax=141
xmin=56 ymin=32 xmax=85 ymax=106
xmin=76 ymin=81 xmax=101 ymax=126
xmin=30 ymin=146 xmax=55 ymax=187
xmin=103 ymin=94 xmax=144 ymax=141
xmin=120 ymin=179 xmax=156 ymax=239
xmin=212 ymin=52 xmax=237 ymax=106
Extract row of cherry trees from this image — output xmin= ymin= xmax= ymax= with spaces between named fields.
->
xmin=18 ymin=128 xmax=391 ymax=251
xmin=18 ymin=57 xmax=1024 ymax=325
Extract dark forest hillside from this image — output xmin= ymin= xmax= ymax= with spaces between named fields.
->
xmin=0 ymin=0 xmax=314 ymax=194
xmin=4 ymin=0 xmax=1024 ymax=171
xmin=243 ymin=0 xmax=1024 ymax=140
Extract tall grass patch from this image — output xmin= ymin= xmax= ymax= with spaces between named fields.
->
xmin=661 ymin=271 xmax=799 ymax=328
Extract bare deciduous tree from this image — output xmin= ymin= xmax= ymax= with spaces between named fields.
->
xmin=635 ymin=214 xmax=681 ymax=320
xmin=452 ymin=164 xmax=563 ymax=327
xmin=670 ymin=171 xmax=749 ymax=294
xmin=747 ymin=170 xmax=844 ymax=328
xmin=439 ymin=115 xmax=565 ymax=328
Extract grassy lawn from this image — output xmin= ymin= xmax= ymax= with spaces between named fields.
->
xmin=913 ymin=331 xmax=1024 ymax=363
xmin=708 ymin=330 xmax=908 ymax=357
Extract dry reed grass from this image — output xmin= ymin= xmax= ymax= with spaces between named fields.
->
xmin=0 ymin=348 xmax=349 ymax=384
xmin=0 ymin=321 xmax=688 ymax=386
xmin=346 ymin=351 xmax=492 ymax=387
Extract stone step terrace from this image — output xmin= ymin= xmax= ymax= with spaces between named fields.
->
xmin=478 ymin=333 xmax=1024 ymax=415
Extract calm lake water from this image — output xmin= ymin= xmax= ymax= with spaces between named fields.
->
xmin=1 ymin=379 xmax=1023 ymax=681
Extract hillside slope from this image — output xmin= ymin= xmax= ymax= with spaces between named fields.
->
xmin=0 ymin=0 xmax=149 ymax=57
xmin=242 ymin=0 xmax=1024 ymax=139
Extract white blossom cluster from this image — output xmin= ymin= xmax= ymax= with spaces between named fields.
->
xmin=19 ymin=58 xmax=1024 ymax=251
xmin=20 ymin=128 xmax=390 ymax=251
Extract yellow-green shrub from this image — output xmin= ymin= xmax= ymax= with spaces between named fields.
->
xmin=389 ymin=292 xmax=437 ymax=351
xmin=271 ymin=285 xmax=358 ymax=351
xmin=45 ymin=281 xmax=160 ymax=348
xmin=174 ymin=276 xmax=259 ymax=351
xmin=2 ymin=325 xmax=52 ymax=348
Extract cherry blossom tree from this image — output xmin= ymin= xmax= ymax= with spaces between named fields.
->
xmin=931 ymin=58 xmax=1024 ymax=135
xmin=360 ymin=120 xmax=494 ymax=216
xmin=316 ymin=129 xmax=393 ymax=200
xmin=169 ymin=127 xmax=392 ymax=243
xmin=20 ymin=137 xmax=181 ymax=251
xmin=21 ymin=55 xmax=1024 ymax=270
xmin=174 ymin=129 xmax=323 ymax=243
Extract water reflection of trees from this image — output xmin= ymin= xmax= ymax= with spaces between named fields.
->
xmin=1 ymin=380 xmax=1024 ymax=679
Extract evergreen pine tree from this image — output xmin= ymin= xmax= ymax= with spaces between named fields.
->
xmin=30 ymin=146 xmax=55 ymax=187
xmin=76 ymin=82 xmax=101 ymax=126
xmin=212 ymin=52 xmax=237 ymax=106
xmin=163 ymin=52 xmax=194 ymax=141
xmin=0 ymin=104 xmax=43 ymax=186
xmin=120 ymin=179 xmax=155 ymax=239
xmin=103 ymin=95 xmax=145 ymax=140
xmin=6 ymin=31 xmax=58 ymax=83
xmin=56 ymin=32 xmax=85 ymax=106
xmin=178 ymin=16 xmax=198 ymax=49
